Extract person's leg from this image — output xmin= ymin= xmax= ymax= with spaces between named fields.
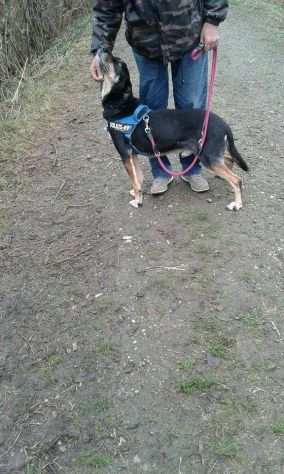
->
xmin=171 ymin=52 xmax=209 ymax=191
xmin=133 ymin=52 xmax=173 ymax=191
xmin=172 ymin=52 xmax=208 ymax=110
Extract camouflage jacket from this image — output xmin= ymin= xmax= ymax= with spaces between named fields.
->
xmin=91 ymin=0 xmax=228 ymax=63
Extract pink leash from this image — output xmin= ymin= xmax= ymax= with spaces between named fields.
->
xmin=145 ymin=46 xmax=218 ymax=177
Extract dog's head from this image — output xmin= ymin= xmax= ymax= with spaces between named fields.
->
xmin=98 ymin=51 xmax=132 ymax=101
xmin=97 ymin=50 xmax=137 ymax=119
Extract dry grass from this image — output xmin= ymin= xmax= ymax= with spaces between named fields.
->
xmin=0 ymin=14 xmax=89 ymax=162
xmin=0 ymin=0 xmax=90 ymax=98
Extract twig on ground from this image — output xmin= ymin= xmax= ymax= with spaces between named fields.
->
xmin=178 ymin=457 xmax=183 ymax=474
xmin=52 ymin=246 xmax=95 ymax=265
xmin=198 ymin=441 xmax=205 ymax=465
xmin=52 ymin=180 xmax=66 ymax=203
xmin=64 ymin=203 xmax=93 ymax=214
xmin=0 ymin=430 xmax=22 ymax=459
xmin=137 ymin=265 xmax=186 ymax=273
xmin=208 ymin=460 xmax=217 ymax=473
xmin=270 ymin=320 xmax=282 ymax=341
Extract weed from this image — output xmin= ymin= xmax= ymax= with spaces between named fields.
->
xmin=47 ymin=354 xmax=63 ymax=368
xmin=80 ymin=399 xmax=111 ymax=416
xmin=208 ymin=335 xmax=234 ymax=358
xmin=194 ymin=210 xmax=209 ymax=222
xmin=75 ymin=451 xmax=112 ymax=469
xmin=96 ymin=340 xmax=113 ymax=354
xmin=25 ymin=465 xmax=40 ymax=474
xmin=240 ymin=272 xmax=255 ymax=284
xmin=177 ymin=360 xmax=193 ymax=371
xmin=177 ymin=376 xmax=216 ymax=394
xmin=241 ymin=311 xmax=260 ymax=328
xmin=212 ymin=436 xmax=240 ymax=458
xmin=208 ymin=342 xmax=226 ymax=358
xmin=272 ymin=419 xmax=284 ymax=435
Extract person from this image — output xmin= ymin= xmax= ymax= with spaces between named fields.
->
xmin=90 ymin=0 xmax=228 ymax=195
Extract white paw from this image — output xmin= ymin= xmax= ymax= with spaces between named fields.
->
xmin=226 ymin=201 xmax=242 ymax=211
xmin=129 ymin=189 xmax=143 ymax=206
xmin=130 ymin=199 xmax=143 ymax=208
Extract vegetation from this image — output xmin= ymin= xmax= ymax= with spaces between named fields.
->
xmin=0 ymin=0 xmax=90 ymax=96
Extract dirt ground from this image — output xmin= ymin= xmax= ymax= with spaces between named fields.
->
xmin=0 ymin=1 xmax=284 ymax=473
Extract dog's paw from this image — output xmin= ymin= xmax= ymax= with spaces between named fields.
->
xmin=129 ymin=199 xmax=142 ymax=208
xmin=129 ymin=189 xmax=143 ymax=206
xmin=226 ymin=201 xmax=243 ymax=211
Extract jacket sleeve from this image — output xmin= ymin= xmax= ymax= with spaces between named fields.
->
xmin=202 ymin=0 xmax=229 ymax=26
xmin=91 ymin=0 xmax=123 ymax=55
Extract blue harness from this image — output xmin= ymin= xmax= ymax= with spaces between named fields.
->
xmin=108 ymin=104 xmax=151 ymax=155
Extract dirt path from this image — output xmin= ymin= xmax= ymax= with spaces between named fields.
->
xmin=0 ymin=1 xmax=284 ymax=473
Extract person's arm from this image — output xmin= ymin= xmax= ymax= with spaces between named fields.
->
xmin=200 ymin=0 xmax=229 ymax=51
xmin=90 ymin=0 xmax=123 ymax=80
xmin=202 ymin=0 xmax=229 ymax=26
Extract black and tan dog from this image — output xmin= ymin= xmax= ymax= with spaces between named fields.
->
xmin=98 ymin=51 xmax=248 ymax=210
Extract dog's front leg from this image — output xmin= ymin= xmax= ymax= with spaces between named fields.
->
xmin=124 ymin=152 xmax=143 ymax=208
xmin=109 ymin=129 xmax=143 ymax=208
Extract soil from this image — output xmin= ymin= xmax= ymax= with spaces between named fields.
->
xmin=0 ymin=1 xmax=284 ymax=473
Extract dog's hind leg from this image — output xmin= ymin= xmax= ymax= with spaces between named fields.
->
xmin=124 ymin=153 xmax=144 ymax=208
xmin=209 ymin=162 xmax=243 ymax=211
xmin=224 ymin=150 xmax=234 ymax=170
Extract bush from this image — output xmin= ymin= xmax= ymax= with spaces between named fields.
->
xmin=0 ymin=0 xmax=90 ymax=84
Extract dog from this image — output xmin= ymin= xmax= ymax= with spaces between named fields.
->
xmin=98 ymin=51 xmax=249 ymax=210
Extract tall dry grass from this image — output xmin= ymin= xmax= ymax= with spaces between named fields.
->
xmin=0 ymin=0 xmax=90 ymax=89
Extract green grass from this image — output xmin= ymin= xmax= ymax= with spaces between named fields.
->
xmin=208 ymin=335 xmax=235 ymax=358
xmin=96 ymin=340 xmax=114 ymax=354
xmin=208 ymin=342 xmax=227 ymax=358
xmin=272 ymin=419 xmax=284 ymax=435
xmin=194 ymin=210 xmax=209 ymax=222
xmin=25 ymin=465 xmax=41 ymax=474
xmin=177 ymin=376 xmax=216 ymax=395
xmin=212 ymin=436 xmax=240 ymax=458
xmin=75 ymin=451 xmax=112 ymax=470
xmin=79 ymin=399 xmax=111 ymax=416
xmin=177 ymin=360 xmax=194 ymax=371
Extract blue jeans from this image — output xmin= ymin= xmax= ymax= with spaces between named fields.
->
xmin=133 ymin=50 xmax=208 ymax=178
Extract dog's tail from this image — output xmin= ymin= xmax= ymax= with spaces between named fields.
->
xmin=226 ymin=127 xmax=249 ymax=172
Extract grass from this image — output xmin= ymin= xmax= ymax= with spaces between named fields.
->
xmin=177 ymin=360 xmax=194 ymax=371
xmin=240 ymin=310 xmax=261 ymax=328
xmin=0 ymin=15 xmax=90 ymax=162
xmin=208 ymin=342 xmax=227 ymax=358
xmin=208 ymin=335 xmax=235 ymax=358
xmin=272 ymin=419 xmax=284 ymax=435
xmin=96 ymin=339 xmax=114 ymax=354
xmin=79 ymin=399 xmax=111 ymax=416
xmin=177 ymin=376 xmax=216 ymax=395
xmin=212 ymin=436 xmax=240 ymax=458
xmin=37 ymin=354 xmax=63 ymax=382
xmin=25 ymin=466 xmax=40 ymax=474
xmin=194 ymin=210 xmax=209 ymax=222
xmin=75 ymin=451 xmax=112 ymax=470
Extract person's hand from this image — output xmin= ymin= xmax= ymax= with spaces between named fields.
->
xmin=90 ymin=53 xmax=103 ymax=81
xmin=200 ymin=23 xmax=219 ymax=51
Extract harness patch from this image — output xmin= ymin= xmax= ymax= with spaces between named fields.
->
xmin=109 ymin=122 xmax=132 ymax=133
xmin=107 ymin=104 xmax=151 ymax=143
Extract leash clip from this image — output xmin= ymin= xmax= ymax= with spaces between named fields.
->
xmin=143 ymin=114 xmax=151 ymax=134
xmin=191 ymin=42 xmax=205 ymax=61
